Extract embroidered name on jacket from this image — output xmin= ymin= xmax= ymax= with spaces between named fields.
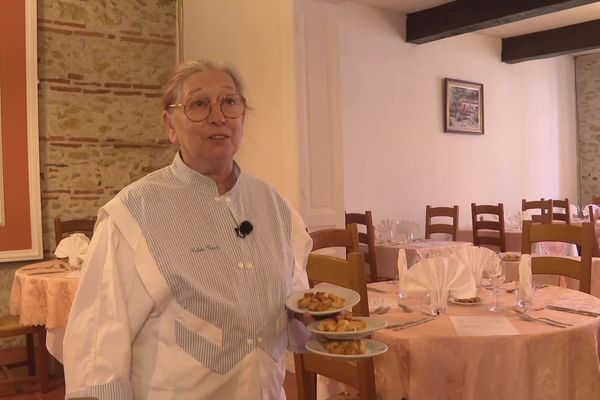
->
xmin=118 ymin=156 xmax=294 ymax=374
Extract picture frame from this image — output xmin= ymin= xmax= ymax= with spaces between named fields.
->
xmin=444 ymin=78 xmax=484 ymax=134
xmin=0 ymin=0 xmax=43 ymax=262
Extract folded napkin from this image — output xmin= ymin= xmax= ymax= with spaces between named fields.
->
xmin=583 ymin=204 xmax=600 ymax=219
xmin=55 ymin=233 xmax=90 ymax=269
xmin=399 ymin=256 xmax=476 ymax=300
xmin=451 ymin=246 xmax=498 ymax=287
xmin=397 ymin=248 xmax=408 ymax=284
xmin=377 ymin=218 xmax=399 ymax=242
xmin=518 ymin=254 xmax=534 ymax=297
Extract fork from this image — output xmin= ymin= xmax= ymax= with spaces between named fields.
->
xmin=516 ymin=311 xmax=568 ymax=328
xmin=373 ymin=305 xmax=391 ymax=315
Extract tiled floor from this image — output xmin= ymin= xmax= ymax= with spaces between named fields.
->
xmin=0 ymin=346 xmax=299 ymax=400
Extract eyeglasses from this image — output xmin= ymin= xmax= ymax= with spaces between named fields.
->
xmin=168 ymin=94 xmax=247 ymax=122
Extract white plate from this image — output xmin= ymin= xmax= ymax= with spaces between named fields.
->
xmin=307 ymin=316 xmax=388 ymax=339
xmin=305 ymin=338 xmax=388 ymax=360
xmin=286 ymin=287 xmax=360 ymax=316
xmin=449 ymin=297 xmax=482 ymax=306
xmin=500 ymin=252 xmax=521 ymax=262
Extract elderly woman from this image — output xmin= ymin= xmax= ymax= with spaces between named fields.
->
xmin=63 ymin=60 xmax=312 ymax=399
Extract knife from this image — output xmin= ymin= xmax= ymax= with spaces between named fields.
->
xmin=393 ymin=318 xmax=434 ymax=331
xmin=367 ymin=287 xmax=391 ymax=294
xmin=546 ymin=305 xmax=600 ymax=317
xmin=398 ymin=303 xmax=413 ymax=313
xmin=27 ymin=270 xmax=66 ymax=276
xmin=385 ymin=317 xmax=430 ymax=329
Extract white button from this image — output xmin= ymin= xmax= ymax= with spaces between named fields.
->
xmin=257 ymin=337 xmax=263 ymax=344
xmin=238 ymin=262 xmax=244 ymax=269
xmin=246 ymin=339 xmax=254 ymax=346
xmin=214 ymin=196 xmax=221 ymax=202
xmin=224 ymin=196 xmax=231 ymax=203
xmin=246 ymin=262 xmax=254 ymax=269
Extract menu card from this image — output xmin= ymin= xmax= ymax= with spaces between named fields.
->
xmin=450 ymin=316 xmax=519 ymax=336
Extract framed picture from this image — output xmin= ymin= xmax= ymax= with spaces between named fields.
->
xmin=0 ymin=0 xmax=43 ymax=262
xmin=444 ymin=78 xmax=484 ymax=134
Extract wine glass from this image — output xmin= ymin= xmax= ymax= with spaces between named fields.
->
xmin=487 ymin=257 xmax=506 ymax=312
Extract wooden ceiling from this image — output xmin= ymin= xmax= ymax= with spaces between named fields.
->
xmin=350 ymin=0 xmax=600 ymax=63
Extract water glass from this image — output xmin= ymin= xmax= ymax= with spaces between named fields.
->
xmin=487 ymin=258 xmax=506 ymax=312
xmin=430 ymin=290 xmax=448 ymax=316
xmin=515 ymin=281 xmax=535 ymax=308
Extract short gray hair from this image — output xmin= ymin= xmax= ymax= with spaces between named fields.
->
xmin=161 ymin=59 xmax=246 ymax=111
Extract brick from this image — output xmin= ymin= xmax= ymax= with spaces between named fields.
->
xmin=120 ymin=36 xmax=174 ymax=46
xmin=105 ymin=82 xmax=132 ymax=88
xmin=38 ymin=26 xmax=73 ymax=35
xmin=49 ymin=86 xmax=82 ymax=93
xmin=53 ymin=20 xmax=86 ymax=29
xmin=50 ymin=143 xmax=83 ymax=148
xmin=72 ymin=30 xmax=105 ymax=38
xmin=112 ymin=91 xmax=143 ymax=96
xmin=83 ymin=89 xmax=111 ymax=94
xmin=67 ymin=73 xmax=84 ymax=80
xmin=132 ymin=84 xmax=162 ymax=90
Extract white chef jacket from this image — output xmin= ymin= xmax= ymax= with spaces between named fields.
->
xmin=63 ymin=154 xmax=311 ymax=400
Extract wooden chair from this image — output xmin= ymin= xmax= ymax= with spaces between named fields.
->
xmin=589 ymin=205 xmax=600 ymax=257
xmin=310 ymin=226 xmax=359 ymax=254
xmin=591 ymin=196 xmax=600 ymax=205
xmin=521 ymin=199 xmax=553 ymax=223
xmin=471 ymin=203 xmax=506 ymax=252
xmin=294 ymin=252 xmax=375 ymax=400
xmin=345 ymin=210 xmax=382 ymax=282
xmin=521 ymin=220 xmax=594 ymax=293
xmin=0 ymin=315 xmax=49 ymax=392
xmin=550 ymin=198 xmax=571 ymax=224
xmin=425 ymin=205 xmax=459 ymax=241
xmin=54 ymin=217 xmax=96 ymax=248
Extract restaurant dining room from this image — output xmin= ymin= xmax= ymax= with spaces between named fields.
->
xmin=2 ymin=0 xmax=600 ymax=399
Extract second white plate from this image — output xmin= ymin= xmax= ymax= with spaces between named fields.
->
xmin=449 ymin=297 xmax=482 ymax=306
xmin=307 ymin=316 xmax=388 ymax=339
xmin=305 ymin=338 xmax=388 ymax=360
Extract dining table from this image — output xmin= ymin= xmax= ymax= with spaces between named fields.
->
xmin=373 ymin=239 xmax=473 ymax=279
xmin=9 ymin=259 xmax=81 ymax=362
xmin=368 ymin=281 xmax=600 ymax=400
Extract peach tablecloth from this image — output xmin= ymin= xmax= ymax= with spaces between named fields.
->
xmin=10 ymin=259 xmax=80 ymax=329
xmin=369 ymin=282 xmax=600 ymax=400
xmin=457 ymin=228 xmax=579 ymax=256
xmin=374 ymin=240 xmax=473 ymax=279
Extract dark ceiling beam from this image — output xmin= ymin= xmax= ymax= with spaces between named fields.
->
xmin=406 ymin=0 xmax=600 ymax=44
xmin=502 ymin=19 xmax=600 ymax=63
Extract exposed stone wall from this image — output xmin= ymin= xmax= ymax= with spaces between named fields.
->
xmin=576 ymin=53 xmax=600 ymax=205
xmin=0 ymin=0 xmax=177 ymax=347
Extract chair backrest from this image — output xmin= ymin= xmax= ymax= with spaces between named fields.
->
xmin=521 ymin=220 xmax=594 ymax=293
xmin=590 ymin=205 xmax=600 ymax=257
xmin=310 ymin=226 xmax=359 ymax=253
xmin=294 ymin=252 xmax=376 ymax=400
xmin=471 ymin=203 xmax=506 ymax=252
xmin=425 ymin=205 xmax=459 ymax=240
xmin=521 ymin=199 xmax=553 ymax=223
xmin=345 ymin=210 xmax=379 ymax=282
xmin=550 ymin=198 xmax=571 ymax=224
xmin=54 ymin=217 xmax=97 ymax=248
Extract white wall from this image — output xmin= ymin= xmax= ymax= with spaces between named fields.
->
xmin=182 ymin=0 xmax=302 ymax=207
xmin=337 ymin=3 xmax=578 ymax=230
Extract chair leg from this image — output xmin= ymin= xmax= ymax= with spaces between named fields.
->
xmin=25 ymin=333 xmax=35 ymax=376
xmin=294 ymin=354 xmax=317 ymax=400
xmin=34 ymin=328 xmax=50 ymax=392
